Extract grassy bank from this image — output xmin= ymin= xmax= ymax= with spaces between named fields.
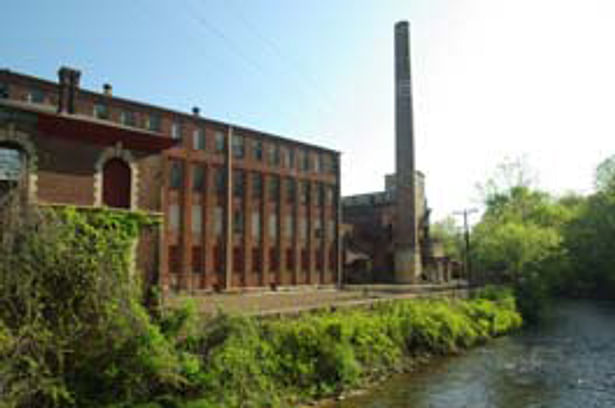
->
xmin=0 ymin=201 xmax=521 ymax=408
xmin=139 ymin=287 xmax=521 ymax=408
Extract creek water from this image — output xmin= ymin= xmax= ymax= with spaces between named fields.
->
xmin=330 ymin=300 xmax=615 ymax=408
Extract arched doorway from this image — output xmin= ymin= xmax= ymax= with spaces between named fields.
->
xmin=103 ymin=158 xmax=131 ymax=209
xmin=0 ymin=146 xmax=26 ymax=204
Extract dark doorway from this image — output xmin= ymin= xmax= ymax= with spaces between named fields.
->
xmin=103 ymin=158 xmax=131 ymax=208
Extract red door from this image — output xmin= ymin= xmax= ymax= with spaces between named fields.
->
xmin=103 ymin=158 xmax=131 ymax=208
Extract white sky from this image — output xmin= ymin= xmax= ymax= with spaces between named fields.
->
xmin=322 ymin=0 xmax=615 ymax=221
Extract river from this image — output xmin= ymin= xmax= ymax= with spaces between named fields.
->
xmin=330 ymin=300 xmax=615 ymax=408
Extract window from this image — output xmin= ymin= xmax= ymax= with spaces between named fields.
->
xmin=93 ymin=103 xmax=109 ymax=120
xmin=233 ymin=171 xmax=244 ymax=197
xmin=318 ymin=183 xmax=325 ymax=205
xmin=214 ymin=168 xmax=225 ymax=194
xmin=0 ymin=147 xmax=24 ymax=201
xmin=300 ymin=181 xmax=309 ymax=204
xmin=285 ymin=214 xmax=294 ymax=239
xmin=269 ymin=213 xmax=278 ymax=241
xmin=171 ymin=122 xmax=182 ymax=140
xmin=27 ymin=88 xmax=44 ymax=104
xmin=331 ymin=155 xmax=338 ymax=174
xmin=286 ymin=178 xmax=295 ymax=202
xmin=193 ymin=166 xmax=205 ymax=191
xmin=120 ymin=110 xmax=136 ymax=127
xmin=169 ymin=204 xmax=180 ymax=232
xmin=328 ymin=221 xmax=335 ymax=241
xmin=192 ymin=247 xmax=203 ymax=274
xmin=215 ymin=131 xmax=225 ymax=153
xmin=326 ymin=186 xmax=334 ymax=205
xmin=253 ymin=140 xmax=263 ymax=160
xmin=322 ymin=154 xmax=334 ymax=174
xmin=314 ymin=154 xmax=322 ymax=173
xmin=0 ymin=82 xmax=9 ymax=99
xmin=170 ymin=161 xmax=183 ymax=189
xmin=268 ymin=176 xmax=279 ymax=201
xmin=169 ymin=246 xmax=180 ymax=274
xmin=252 ymin=211 xmax=261 ymax=241
xmin=280 ymin=147 xmax=288 ymax=168
xmin=233 ymin=209 xmax=244 ymax=235
xmin=288 ymin=148 xmax=295 ymax=169
xmin=286 ymin=248 xmax=294 ymax=270
xmin=214 ymin=206 xmax=223 ymax=237
xmin=252 ymin=173 xmax=262 ymax=198
xmin=301 ymin=150 xmax=310 ymax=171
xmin=314 ymin=218 xmax=323 ymax=240
xmin=268 ymin=144 xmax=279 ymax=166
xmin=147 ymin=113 xmax=161 ymax=131
xmin=300 ymin=218 xmax=308 ymax=241
xmin=191 ymin=204 xmax=202 ymax=234
xmin=193 ymin=128 xmax=205 ymax=150
xmin=232 ymin=134 xmax=244 ymax=158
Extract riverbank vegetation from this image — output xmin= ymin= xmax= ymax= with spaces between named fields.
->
xmin=466 ymin=155 xmax=615 ymax=321
xmin=0 ymin=198 xmax=522 ymax=407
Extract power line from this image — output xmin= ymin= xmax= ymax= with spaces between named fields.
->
xmin=179 ymin=0 xmax=309 ymax=126
xmin=132 ymin=0 xmax=306 ymax=129
xmin=224 ymin=0 xmax=338 ymax=111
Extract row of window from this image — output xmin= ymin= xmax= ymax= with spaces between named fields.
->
xmin=169 ymin=203 xmax=335 ymax=242
xmin=170 ymin=163 xmax=336 ymax=204
xmin=185 ymin=130 xmax=335 ymax=174
xmin=169 ymin=245 xmax=337 ymax=275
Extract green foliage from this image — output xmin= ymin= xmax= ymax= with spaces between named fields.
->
xmin=0 ymin=197 xmax=523 ymax=408
xmin=473 ymin=155 xmax=615 ymax=311
xmin=594 ymin=154 xmax=615 ymax=193
xmin=430 ymin=216 xmax=463 ymax=260
xmin=0 ymin=201 xmax=181 ymax=407
xmin=169 ymin=292 xmax=521 ymax=407
xmin=562 ymin=189 xmax=615 ymax=297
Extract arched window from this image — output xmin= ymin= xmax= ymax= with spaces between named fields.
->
xmin=0 ymin=146 xmax=25 ymax=202
xmin=103 ymin=158 xmax=131 ymax=208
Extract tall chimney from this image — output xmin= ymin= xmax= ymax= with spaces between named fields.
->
xmin=57 ymin=66 xmax=81 ymax=114
xmin=393 ymin=21 xmax=421 ymax=283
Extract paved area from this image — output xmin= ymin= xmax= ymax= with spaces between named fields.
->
xmin=165 ymin=282 xmax=469 ymax=317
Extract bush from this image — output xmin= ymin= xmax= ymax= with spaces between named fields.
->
xmin=0 ymin=199 xmax=184 ymax=407
xmin=0 ymin=198 xmax=523 ymax=408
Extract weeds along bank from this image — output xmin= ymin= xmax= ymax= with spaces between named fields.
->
xmin=0 ymin=201 xmax=521 ymax=408
xmin=166 ymin=290 xmax=521 ymax=408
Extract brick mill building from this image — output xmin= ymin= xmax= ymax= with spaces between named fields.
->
xmin=0 ymin=67 xmax=341 ymax=293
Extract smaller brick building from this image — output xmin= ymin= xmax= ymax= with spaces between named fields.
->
xmin=0 ymin=66 xmax=341 ymax=294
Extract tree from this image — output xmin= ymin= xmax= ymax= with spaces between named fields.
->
xmin=594 ymin=154 xmax=615 ymax=193
xmin=430 ymin=216 xmax=463 ymax=260
xmin=476 ymin=155 xmax=537 ymax=205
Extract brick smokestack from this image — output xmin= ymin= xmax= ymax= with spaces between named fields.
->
xmin=57 ymin=66 xmax=81 ymax=114
xmin=393 ymin=21 xmax=421 ymax=283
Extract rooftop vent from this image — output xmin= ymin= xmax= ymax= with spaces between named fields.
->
xmin=103 ymin=83 xmax=112 ymax=96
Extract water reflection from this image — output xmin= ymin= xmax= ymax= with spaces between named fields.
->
xmin=332 ymin=301 xmax=615 ymax=408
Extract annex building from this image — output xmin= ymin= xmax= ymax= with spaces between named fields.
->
xmin=0 ymin=67 xmax=341 ymax=293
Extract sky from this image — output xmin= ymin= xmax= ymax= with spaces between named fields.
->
xmin=3 ymin=0 xmax=615 ymax=221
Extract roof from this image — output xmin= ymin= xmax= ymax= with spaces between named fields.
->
xmin=0 ymin=99 xmax=177 ymax=152
xmin=0 ymin=68 xmax=340 ymax=155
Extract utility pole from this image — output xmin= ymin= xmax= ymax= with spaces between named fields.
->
xmin=453 ymin=208 xmax=478 ymax=287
